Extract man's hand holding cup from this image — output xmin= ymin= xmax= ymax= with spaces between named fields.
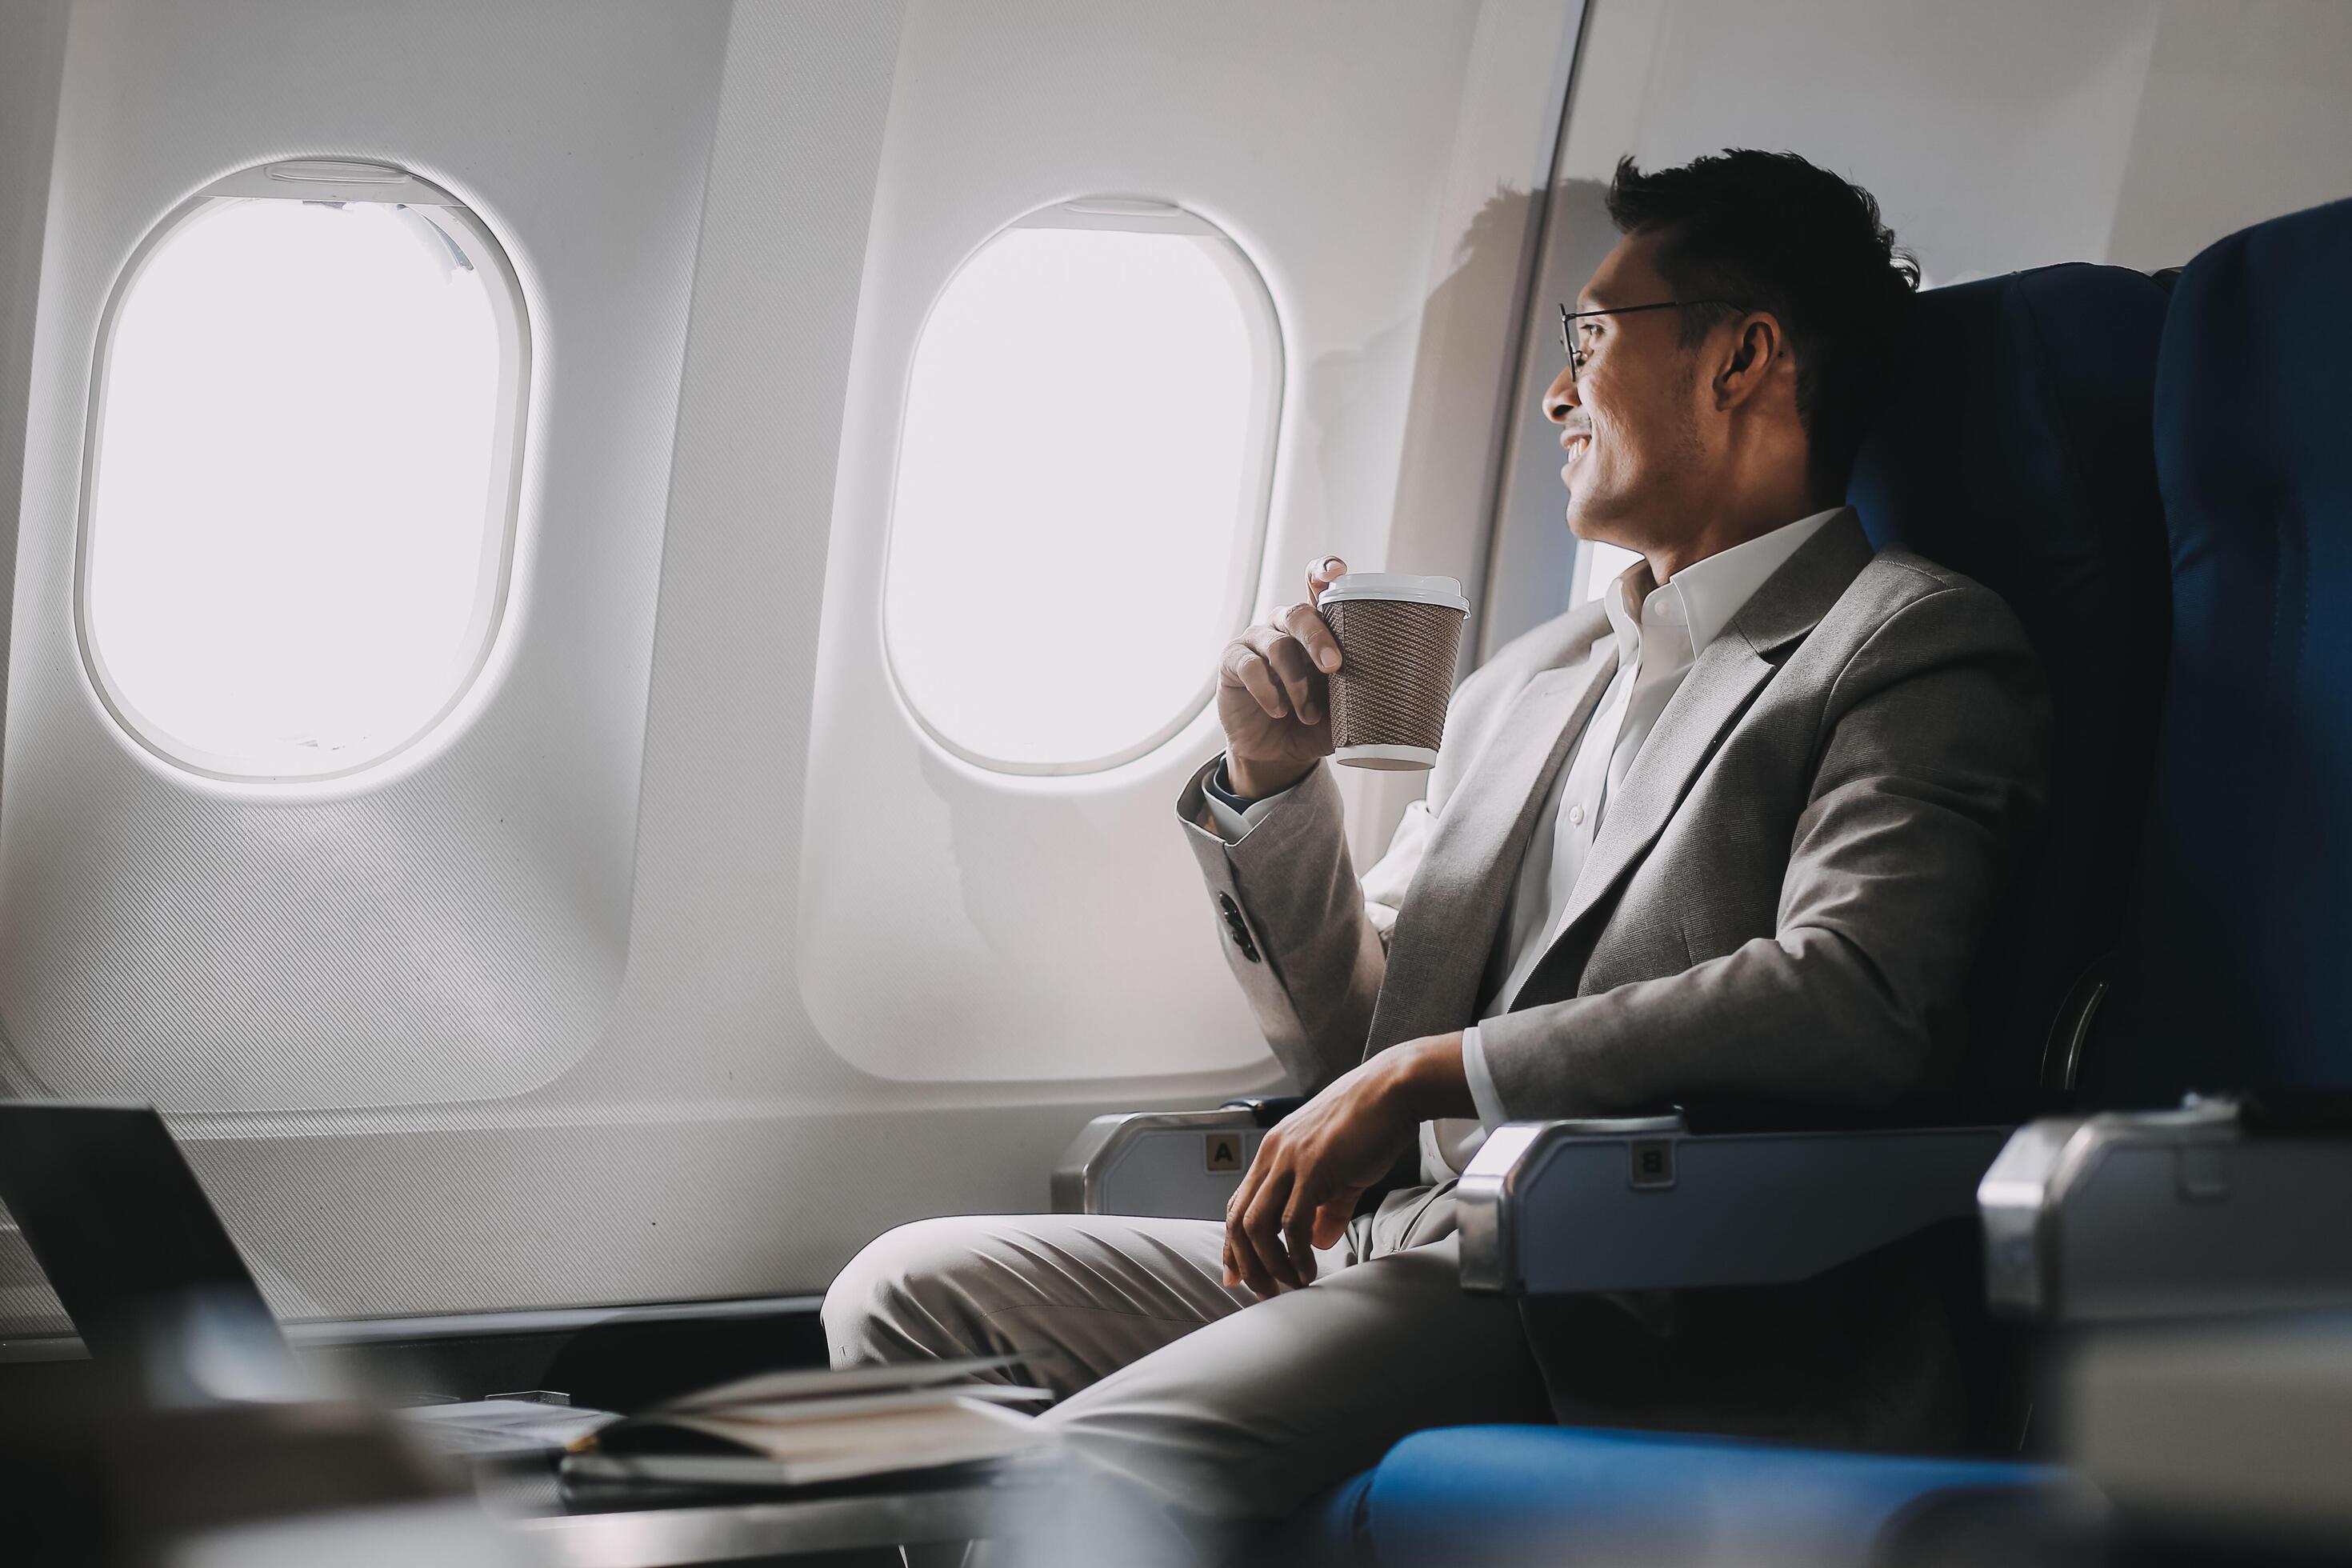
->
xmin=1216 ymin=557 xmax=1350 ymax=800
xmin=1217 ymin=557 xmax=1473 ymax=798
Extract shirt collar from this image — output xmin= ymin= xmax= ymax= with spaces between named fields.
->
xmin=1612 ymin=506 xmax=1845 ymax=655
xmin=1602 ymin=558 xmax=1656 ymax=667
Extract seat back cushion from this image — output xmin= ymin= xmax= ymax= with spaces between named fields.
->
xmin=2086 ymin=198 xmax=2352 ymax=1104
xmin=1848 ymin=263 xmax=2172 ymax=1094
xmin=1291 ymin=1426 xmax=2068 ymax=1567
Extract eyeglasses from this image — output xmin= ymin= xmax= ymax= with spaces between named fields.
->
xmin=1558 ymin=299 xmax=1742 ymax=382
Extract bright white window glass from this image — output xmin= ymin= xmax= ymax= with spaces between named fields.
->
xmin=883 ymin=202 xmax=1280 ymax=774
xmin=82 ymin=163 xmax=526 ymax=781
xmin=1582 ymin=542 xmax=1642 ymax=601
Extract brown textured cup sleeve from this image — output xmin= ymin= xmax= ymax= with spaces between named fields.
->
xmin=1323 ymin=601 xmax=1464 ymax=753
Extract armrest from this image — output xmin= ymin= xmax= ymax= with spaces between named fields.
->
xmin=1456 ymin=1110 xmax=2017 ymax=1296
xmin=1052 ymin=1100 xmax=1299 ymax=1218
xmin=1980 ymin=1094 xmax=2352 ymax=1322
xmin=1221 ymin=1095 xmax=1306 ymax=1126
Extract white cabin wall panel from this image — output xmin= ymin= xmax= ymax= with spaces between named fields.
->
xmin=0 ymin=1100 xmax=1103 ymax=1333
xmin=1366 ymin=0 xmax=1586 ymax=851
xmin=0 ymin=0 xmax=70 ymax=706
xmin=191 ymin=0 xmax=1578 ymax=1326
xmin=530 ymin=0 xmax=906 ymax=1118
xmin=345 ymin=0 xmax=1576 ymax=1318
xmin=0 ymin=0 xmax=1584 ymax=1330
xmin=0 ymin=0 xmax=1057 ymax=1334
xmin=1614 ymin=0 xmax=2162 ymax=289
xmin=2102 ymin=0 xmax=2352 ymax=270
xmin=1479 ymin=0 xmax=1641 ymax=660
xmin=0 ymin=0 xmax=75 ymax=1337
xmin=0 ymin=0 xmax=729 ymax=1111
xmin=1569 ymin=0 xmax=2352 ymax=285
xmin=800 ymin=0 xmax=1581 ymax=1089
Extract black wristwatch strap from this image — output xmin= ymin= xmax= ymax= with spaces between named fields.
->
xmin=1205 ymin=757 xmax=1266 ymax=813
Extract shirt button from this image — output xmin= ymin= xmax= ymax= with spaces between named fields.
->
xmin=1568 ymin=804 xmax=1586 ymax=826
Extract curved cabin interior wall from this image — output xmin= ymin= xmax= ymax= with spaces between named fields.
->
xmin=797 ymin=0 xmax=1579 ymax=1088
xmin=0 ymin=0 xmax=2347 ymax=1338
xmin=0 ymin=0 xmax=1585 ymax=1332
xmin=0 ymin=0 xmax=730 ymax=1330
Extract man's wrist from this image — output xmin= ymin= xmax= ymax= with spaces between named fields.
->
xmin=1223 ymin=755 xmax=1309 ymax=802
xmin=1383 ymin=1032 xmax=1474 ymax=1122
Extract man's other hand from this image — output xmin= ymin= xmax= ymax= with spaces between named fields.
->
xmin=1222 ymin=1032 xmax=1472 ymax=1298
xmin=1216 ymin=556 xmax=1349 ymax=800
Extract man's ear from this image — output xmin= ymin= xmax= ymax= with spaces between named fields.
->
xmin=1713 ymin=313 xmax=1784 ymax=410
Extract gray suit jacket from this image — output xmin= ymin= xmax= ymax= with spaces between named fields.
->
xmin=1177 ymin=510 xmax=2051 ymax=1447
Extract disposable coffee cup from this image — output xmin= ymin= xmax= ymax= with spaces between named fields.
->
xmin=1315 ymin=573 xmax=1470 ymax=770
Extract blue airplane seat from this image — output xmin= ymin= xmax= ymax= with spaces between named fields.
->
xmin=1846 ymin=262 xmax=2173 ymax=1093
xmin=1277 ymin=262 xmax=2178 ymax=1567
xmin=1282 ymin=1426 xmax=2081 ymax=1568
xmin=2078 ymin=195 xmax=2352 ymax=1106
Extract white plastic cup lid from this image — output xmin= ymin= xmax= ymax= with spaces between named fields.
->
xmin=1316 ymin=573 xmax=1470 ymax=614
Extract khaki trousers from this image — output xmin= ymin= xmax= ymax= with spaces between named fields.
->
xmin=821 ymin=1184 xmax=1550 ymax=1546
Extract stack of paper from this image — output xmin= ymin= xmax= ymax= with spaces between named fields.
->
xmin=564 ymin=1354 xmax=1055 ymax=1488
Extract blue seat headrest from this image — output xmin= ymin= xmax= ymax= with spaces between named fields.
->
xmin=2087 ymin=198 xmax=2352 ymax=1104
xmin=1848 ymin=263 xmax=2172 ymax=1094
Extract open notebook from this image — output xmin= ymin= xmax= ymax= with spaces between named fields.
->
xmin=563 ymin=1353 xmax=1057 ymax=1489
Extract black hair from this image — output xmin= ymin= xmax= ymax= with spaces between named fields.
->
xmin=1605 ymin=150 xmax=1919 ymax=501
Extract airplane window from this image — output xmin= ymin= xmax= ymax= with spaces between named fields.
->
xmin=1582 ymin=542 xmax=1642 ymax=601
xmin=80 ymin=162 xmax=527 ymax=782
xmin=882 ymin=201 xmax=1280 ymax=774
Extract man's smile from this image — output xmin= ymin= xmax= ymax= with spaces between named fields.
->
xmin=1560 ymin=429 xmax=1593 ymax=479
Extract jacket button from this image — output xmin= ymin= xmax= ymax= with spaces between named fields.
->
xmin=1216 ymin=894 xmax=1262 ymax=963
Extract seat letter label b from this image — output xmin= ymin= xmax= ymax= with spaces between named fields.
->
xmin=1628 ymin=1138 xmax=1676 ymax=1190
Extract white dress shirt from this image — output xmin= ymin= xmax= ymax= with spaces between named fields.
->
xmin=1207 ymin=508 xmax=1844 ymax=1177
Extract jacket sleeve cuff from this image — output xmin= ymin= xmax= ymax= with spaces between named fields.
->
xmin=1201 ymin=754 xmax=1296 ymax=843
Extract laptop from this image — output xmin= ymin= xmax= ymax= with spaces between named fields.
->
xmin=0 ymin=1102 xmax=606 ymax=1454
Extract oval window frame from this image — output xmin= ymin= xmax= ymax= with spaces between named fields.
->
xmin=74 ymin=158 xmax=532 ymax=785
xmin=878 ymin=198 xmax=1284 ymax=778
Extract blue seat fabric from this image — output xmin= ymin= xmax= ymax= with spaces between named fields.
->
xmin=1846 ymin=262 xmax=2172 ymax=1093
xmin=2084 ymin=197 xmax=2352 ymax=1105
xmin=1288 ymin=1426 xmax=2065 ymax=1567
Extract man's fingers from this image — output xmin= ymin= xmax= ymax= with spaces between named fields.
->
xmin=1281 ymin=600 xmax=1344 ymax=676
xmin=1310 ymin=1190 xmax=1362 ymax=1251
xmin=1264 ymin=636 xmax=1323 ymax=726
xmin=1306 ymin=555 xmax=1347 ymax=602
xmin=1226 ymin=1212 xmax=1273 ymax=1298
xmin=1242 ymin=1169 xmax=1301 ymax=1293
xmin=1224 ymin=623 xmax=1332 ymax=723
xmin=1280 ymin=1190 xmax=1321 ymax=1286
xmin=1225 ymin=1154 xmax=1270 ymax=1295
xmin=1221 ymin=644 xmax=1288 ymax=718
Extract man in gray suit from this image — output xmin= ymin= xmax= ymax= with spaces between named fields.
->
xmin=826 ymin=150 xmax=2049 ymax=1548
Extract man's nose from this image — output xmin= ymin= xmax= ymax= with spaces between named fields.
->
xmin=1543 ymin=362 xmax=1579 ymax=423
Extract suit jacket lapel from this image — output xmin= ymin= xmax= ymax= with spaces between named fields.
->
xmin=1541 ymin=631 xmax=1774 ymax=953
xmin=1364 ymin=647 xmax=1618 ymax=1054
xmin=1524 ymin=511 xmax=1878 ymax=997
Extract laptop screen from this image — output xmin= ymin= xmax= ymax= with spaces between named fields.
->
xmin=0 ymin=1102 xmax=288 ymax=1371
